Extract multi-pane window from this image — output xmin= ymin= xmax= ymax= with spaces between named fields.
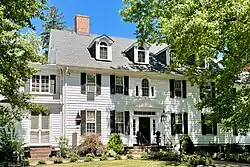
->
xmin=142 ymin=79 xmax=149 ymax=96
xmin=41 ymin=76 xmax=49 ymax=92
xmin=174 ymin=80 xmax=182 ymax=97
xmin=86 ymin=111 xmax=95 ymax=133
xmin=138 ymin=47 xmax=145 ymax=63
xmin=87 ymin=74 xmax=95 ymax=93
xmin=32 ymin=75 xmax=40 ymax=92
xmin=115 ymin=112 xmax=124 ymax=134
xmin=115 ymin=76 xmax=123 ymax=94
xmin=31 ymin=75 xmax=49 ymax=93
xmin=176 ymin=114 xmax=183 ymax=134
xmin=100 ymin=42 xmax=108 ymax=59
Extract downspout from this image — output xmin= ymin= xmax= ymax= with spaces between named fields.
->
xmin=63 ymin=67 xmax=69 ymax=138
xmin=60 ymin=68 xmax=65 ymax=137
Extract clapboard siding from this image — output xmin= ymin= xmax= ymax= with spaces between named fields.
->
xmin=17 ymin=67 xmax=250 ymax=147
xmin=64 ymin=72 xmax=250 ymax=147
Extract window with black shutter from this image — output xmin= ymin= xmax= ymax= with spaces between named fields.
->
xmin=201 ymin=113 xmax=217 ymax=135
xmin=170 ymin=79 xmax=187 ymax=98
xmin=115 ymin=76 xmax=123 ymax=94
xmin=200 ymin=82 xmax=215 ymax=99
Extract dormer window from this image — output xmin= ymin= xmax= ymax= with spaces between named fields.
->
xmin=88 ymin=34 xmax=114 ymax=61
xmin=100 ymin=42 xmax=108 ymax=59
xmin=123 ymin=42 xmax=150 ymax=65
xmin=138 ymin=47 xmax=146 ymax=63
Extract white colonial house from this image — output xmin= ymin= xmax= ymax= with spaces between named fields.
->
xmin=10 ymin=15 xmax=250 ymax=151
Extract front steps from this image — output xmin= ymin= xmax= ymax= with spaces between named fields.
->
xmin=30 ymin=146 xmax=54 ymax=159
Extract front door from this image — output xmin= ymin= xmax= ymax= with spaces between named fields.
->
xmin=139 ymin=117 xmax=150 ymax=144
xmin=30 ymin=112 xmax=50 ymax=145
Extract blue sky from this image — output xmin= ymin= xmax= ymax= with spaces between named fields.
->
xmin=32 ymin=0 xmax=136 ymax=38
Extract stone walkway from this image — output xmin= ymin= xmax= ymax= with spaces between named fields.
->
xmin=214 ymin=161 xmax=250 ymax=167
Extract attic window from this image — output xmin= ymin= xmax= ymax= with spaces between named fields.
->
xmin=138 ymin=47 xmax=146 ymax=63
xmin=100 ymin=42 xmax=108 ymax=59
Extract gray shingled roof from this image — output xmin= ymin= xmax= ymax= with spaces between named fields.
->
xmin=49 ymin=29 xmax=168 ymax=72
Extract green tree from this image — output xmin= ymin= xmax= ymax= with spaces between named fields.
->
xmin=121 ymin=0 xmax=250 ymax=131
xmin=41 ymin=5 xmax=68 ymax=55
xmin=0 ymin=0 xmax=47 ymax=124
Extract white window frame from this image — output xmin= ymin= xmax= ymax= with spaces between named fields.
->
xmin=86 ymin=74 xmax=96 ymax=93
xmin=138 ymin=47 xmax=146 ymax=63
xmin=30 ymin=75 xmax=50 ymax=93
xmin=115 ymin=112 xmax=124 ymax=134
xmin=100 ymin=42 xmax=108 ymax=60
xmin=141 ymin=78 xmax=149 ymax=97
xmin=175 ymin=113 xmax=183 ymax=134
xmin=115 ymin=76 xmax=124 ymax=94
xmin=174 ymin=80 xmax=182 ymax=97
xmin=86 ymin=110 xmax=96 ymax=133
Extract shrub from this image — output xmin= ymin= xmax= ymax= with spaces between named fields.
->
xmin=126 ymin=154 xmax=134 ymax=159
xmin=115 ymin=154 xmax=122 ymax=160
xmin=185 ymin=155 xmax=212 ymax=167
xmin=77 ymin=133 xmax=104 ymax=155
xmin=58 ymin=136 xmax=68 ymax=158
xmin=107 ymin=149 xmax=117 ymax=157
xmin=141 ymin=152 xmax=149 ymax=160
xmin=84 ymin=157 xmax=93 ymax=162
xmin=180 ymin=135 xmax=195 ymax=154
xmin=37 ymin=159 xmax=46 ymax=165
xmin=86 ymin=153 xmax=95 ymax=158
xmin=107 ymin=133 xmax=124 ymax=154
xmin=100 ymin=154 xmax=108 ymax=161
xmin=151 ymin=151 xmax=180 ymax=161
xmin=53 ymin=158 xmax=63 ymax=164
xmin=68 ymin=152 xmax=79 ymax=163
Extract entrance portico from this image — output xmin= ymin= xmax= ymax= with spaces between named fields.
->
xmin=129 ymin=98 xmax=164 ymax=146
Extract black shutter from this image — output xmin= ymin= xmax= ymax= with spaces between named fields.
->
xmin=81 ymin=110 xmax=86 ymax=135
xmin=233 ymin=127 xmax=238 ymax=136
xmin=184 ymin=113 xmax=188 ymax=134
xmin=182 ymin=80 xmax=187 ymax=98
xmin=211 ymin=82 xmax=215 ymax=98
xmin=213 ymin=123 xmax=217 ymax=135
xmin=125 ymin=111 xmax=130 ymax=135
xmin=81 ymin=73 xmax=86 ymax=94
xmin=110 ymin=110 xmax=116 ymax=133
xmin=110 ymin=75 xmax=116 ymax=94
xmin=200 ymin=86 xmax=204 ymax=99
xmin=124 ymin=76 xmax=129 ymax=95
xmin=96 ymin=74 xmax=101 ymax=95
xmin=201 ymin=113 xmax=206 ymax=135
xmin=171 ymin=113 xmax=176 ymax=135
xmin=170 ymin=79 xmax=175 ymax=98
xmin=50 ymin=75 xmax=56 ymax=94
xmin=96 ymin=110 xmax=101 ymax=134
xmin=136 ymin=86 xmax=139 ymax=96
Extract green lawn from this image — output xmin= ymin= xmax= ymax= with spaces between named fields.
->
xmin=44 ymin=160 xmax=166 ymax=167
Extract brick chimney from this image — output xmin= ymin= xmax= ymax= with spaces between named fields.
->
xmin=75 ymin=14 xmax=90 ymax=34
